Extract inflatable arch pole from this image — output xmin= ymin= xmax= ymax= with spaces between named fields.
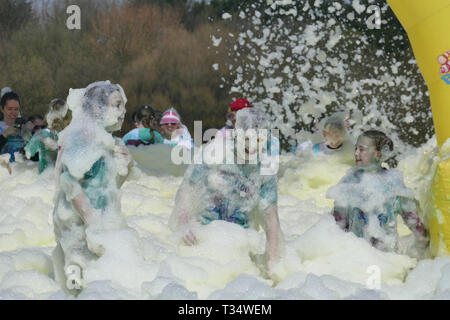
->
xmin=387 ymin=0 xmax=450 ymax=256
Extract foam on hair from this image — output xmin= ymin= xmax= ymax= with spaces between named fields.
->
xmin=360 ymin=130 xmax=394 ymax=153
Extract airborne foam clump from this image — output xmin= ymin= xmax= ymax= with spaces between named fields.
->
xmin=222 ymin=13 xmax=232 ymax=20
xmin=212 ymin=0 xmax=432 ymax=151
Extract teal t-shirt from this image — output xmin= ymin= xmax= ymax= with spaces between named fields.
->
xmin=187 ymin=162 xmax=278 ymax=228
xmin=59 ymin=157 xmax=110 ymax=211
xmin=81 ymin=158 xmax=108 ymax=210
xmin=24 ymin=129 xmax=58 ymax=173
xmin=123 ymin=128 xmax=164 ymax=147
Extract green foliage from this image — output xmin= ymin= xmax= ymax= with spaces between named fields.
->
xmin=0 ymin=0 xmax=35 ymax=40
xmin=0 ymin=0 xmax=422 ymax=144
xmin=0 ymin=1 xmax=233 ymax=136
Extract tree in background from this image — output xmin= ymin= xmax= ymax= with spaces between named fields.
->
xmin=0 ymin=0 xmax=35 ymax=40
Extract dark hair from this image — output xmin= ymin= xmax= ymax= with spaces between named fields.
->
xmin=49 ymin=98 xmax=66 ymax=112
xmin=1 ymin=91 xmax=20 ymax=109
xmin=152 ymin=110 xmax=163 ymax=132
xmin=82 ymin=83 xmax=119 ymax=115
xmin=153 ymin=110 xmax=163 ymax=122
xmin=136 ymin=105 xmax=154 ymax=129
xmin=360 ymin=130 xmax=394 ymax=152
xmin=27 ymin=114 xmax=44 ymax=123
xmin=131 ymin=111 xmax=138 ymax=123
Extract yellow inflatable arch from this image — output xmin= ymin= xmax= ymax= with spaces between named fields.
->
xmin=387 ymin=0 xmax=450 ymax=256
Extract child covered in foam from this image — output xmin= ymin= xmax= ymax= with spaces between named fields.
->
xmin=24 ymin=99 xmax=71 ymax=174
xmin=312 ymin=113 xmax=353 ymax=158
xmin=327 ymin=130 xmax=429 ymax=254
xmin=169 ymin=108 xmax=283 ymax=277
xmin=52 ymin=81 xmax=134 ymax=294
xmin=291 ymin=113 xmax=354 ymax=166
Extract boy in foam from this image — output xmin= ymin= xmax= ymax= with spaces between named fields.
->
xmin=24 ymin=99 xmax=71 ymax=174
xmin=216 ymin=98 xmax=252 ymax=140
xmin=290 ymin=113 xmax=353 ymax=159
xmin=52 ymin=81 xmax=133 ymax=294
xmin=312 ymin=113 xmax=351 ymax=156
xmin=217 ymin=98 xmax=280 ymax=157
xmin=122 ymin=105 xmax=164 ymax=147
xmin=169 ymin=108 xmax=283 ymax=275
xmin=327 ymin=130 xmax=429 ymax=253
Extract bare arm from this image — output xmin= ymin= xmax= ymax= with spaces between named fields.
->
xmin=398 ymin=196 xmax=429 ymax=248
xmin=72 ymin=191 xmax=96 ymax=225
xmin=264 ymin=205 xmax=282 ymax=263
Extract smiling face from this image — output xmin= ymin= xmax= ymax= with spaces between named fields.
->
xmin=2 ymin=99 xmax=20 ymax=126
xmin=354 ymin=136 xmax=381 ymax=167
xmin=323 ymin=127 xmax=345 ymax=148
xmin=162 ymin=122 xmax=181 ymax=138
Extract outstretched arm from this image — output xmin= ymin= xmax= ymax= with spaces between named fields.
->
xmin=72 ymin=192 xmax=96 ymax=225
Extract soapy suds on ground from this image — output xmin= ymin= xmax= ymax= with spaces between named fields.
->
xmin=0 ymin=137 xmax=449 ymax=300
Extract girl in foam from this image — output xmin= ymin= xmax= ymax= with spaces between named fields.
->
xmin=327 ymin=130 xmax=429 ymax=254
xmin=122 ymin=105 xmax=164 ymax=147
xmin=160 ymin=108 xmax=193 ymax=149
xmin=169 ymin=108 xmax=283 ymax=278
xmin=52 ymin=81 xmax=133 ymax=294
xmin=24 ymin=99 xmax=71 ymax=174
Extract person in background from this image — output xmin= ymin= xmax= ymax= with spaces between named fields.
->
xmin=131 ymin=111 xmax=138 ymax=128
xmin=311 ymin=113 xmax=350 ymax=156
xmin=160 ymin=108 xmax=193 ymax=149
xmin=122 ymin=105 xmax=164 ymax=147
xmin=291 ymin=113 xmax=349 ymax=155
xmin=0 ymin=91 xmax=25 ymax=160
xmin=22 ymin=114 xmax=46 ymax=143
xmin=0 ymin=87 xmax=12 ymax=122
xmin=152 ymin=109 xmax=163 ymax=134
xmin=25 ymin=99 xmax=71 ymax=173
xmin=216 ymin=98 xmax=252 ymax=140
xmin=327 ymin=130 xmax=429 ymax=254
